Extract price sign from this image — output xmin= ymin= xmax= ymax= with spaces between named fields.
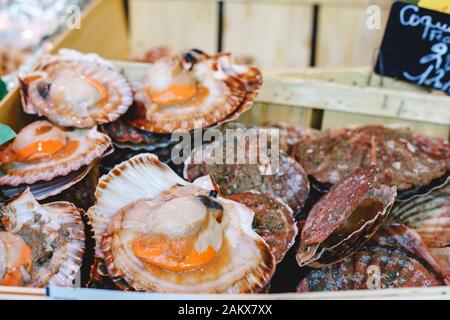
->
xmin=375 ymin=1 xmax=450 ymax=93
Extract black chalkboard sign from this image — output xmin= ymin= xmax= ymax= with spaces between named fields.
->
xmin=375 ymin=1 xmax=450 ymax=93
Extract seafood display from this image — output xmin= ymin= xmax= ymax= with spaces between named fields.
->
xmin=296 ymin=166 xmax=397 ymax=267
xmin=184 ymin=123 xmax=310 ymax=214
xmin=294 ymin=125 xmax=450 ymax=198
xmin=0 ymin=188 xmax=84 ymax=287
xmin=87 ymin=154 xmax=275 ymax=293
xmin=19 ymin=49 xmax=133 ymax=128
xmin=0 ymin=47 xmax=448 ymax=297
xmin=297 ymin=246 xmax=445 ymax=292
xmin=130 ymin=49 xmax=262 ymax=133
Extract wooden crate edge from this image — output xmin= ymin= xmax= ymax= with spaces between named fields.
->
xmin=258 ymin=69 xmax=450 ymax=126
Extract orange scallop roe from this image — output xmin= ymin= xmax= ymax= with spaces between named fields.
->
xmin=15 ymin=140 xmax=66 ymax=162
xmin=1 ymin=244 xmax=32 ymax=287
xmin=149 ymin=84 xmax=197 ymax=107
xmin=132 ymin=234 xmax=216 ymax=272
xmin=83 ymin=77 xmax=109 ymax=107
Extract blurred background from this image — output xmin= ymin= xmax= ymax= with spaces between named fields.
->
xmin=0 ymin=0 xmax=399 ymax=79
xmin=127 ymin=0 xmax=396 ymax=69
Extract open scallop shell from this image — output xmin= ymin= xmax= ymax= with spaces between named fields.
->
xmin=87 ymin=153 xmax=275 ymax=293
xmin=0 ymin=188 xmax=84 ymax=287
xmin=129 ymin=49 xmax=263 ymax=133
xmin=294 ymin=125 xmax=450 ymax=199
xmin=297 ymin=246 xmax=445 ymax=292
xmin=183 ymin=126 xmax=309 ymax=214
xmin=225 ymin=192 xmax=297 ymax=263
xmin=19 ymin=49 xmax=133 ymax=128
xmin=296 ymin=166 xmax=397 ymax=267
xmin=0 ymin=122 xmax=111 ymax=187
xmin=391 ymin=182 xmax=450 ymax=279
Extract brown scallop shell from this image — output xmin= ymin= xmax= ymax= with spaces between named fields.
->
xmin=296 ymin=166 xmax=397 ymax=267
xmin=294 ymin=125 xmax=450 ymax=197
xmin=225 ymin=192 xmax=298 ymax=263
xmin=129 ymin=49 xmax=263 ymax=133
xmin=297 ymin=246 xmax=445 ymax=292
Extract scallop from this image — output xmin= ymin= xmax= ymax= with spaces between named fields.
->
xmin=87 ymin=153 xmax=275 ymax=293
xmin=296 ymin=166 xmax=397 ymax=267
xmin=0 ymin=121 xmax=111 ymax=200
xmin=294 ymin=125 xmax=450 ymax=199
xmin=129 ymin=49 xmax=263 ymax=133
xmin=0 ymin=188 xmax=84 ymax=287
xmin=297 ymin=246 xmax=445 ymax=292
xmin=391 ymin=182 xmax=450 ymax=279
xmin=183 ymin=125 xmax=310 ymax=215
xmin=19 ymin=49 xmax=133 ymax=128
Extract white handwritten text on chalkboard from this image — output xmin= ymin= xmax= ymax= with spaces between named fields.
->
xmin=375 ymin=2 xmax=450 ymax=94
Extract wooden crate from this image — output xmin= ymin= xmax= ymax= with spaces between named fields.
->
xmin=251 ymin=68 xmax=450 ymax=138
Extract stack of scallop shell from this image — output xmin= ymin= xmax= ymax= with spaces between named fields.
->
xmin=1 ymin=48 xmax=449 ymax=294
xmin=0 ymin=48 xmax=268 ymax=291
xmin=1 ymin=48 xmax=133 ymax=288
xmin=292 ymin=124 xmax=449 ymax=291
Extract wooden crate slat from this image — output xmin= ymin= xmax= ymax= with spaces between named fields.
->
xmin=239 ymin=102 xmax=314 ymax=127
xmin=129 ymin=0 xmax=217 ymax=56
xmin=190 ymin=0 xmax=394 ymax=8
xmin=272 ymin=68 xmax=424 ymax=91
xmin=52 ymin=0 xmax=129 ymax=60
xmin=317 ymin=2 xmax=390 ymax=67
xmin=257 ymin=69 xmax=450 ymax=126
xmin=223 ymin=1 xmax=313 ymax=69
xmin=0 ymin=286 xmax=46 ymax=300
xmin=322 ymin=111 xmax=450 ymax=138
